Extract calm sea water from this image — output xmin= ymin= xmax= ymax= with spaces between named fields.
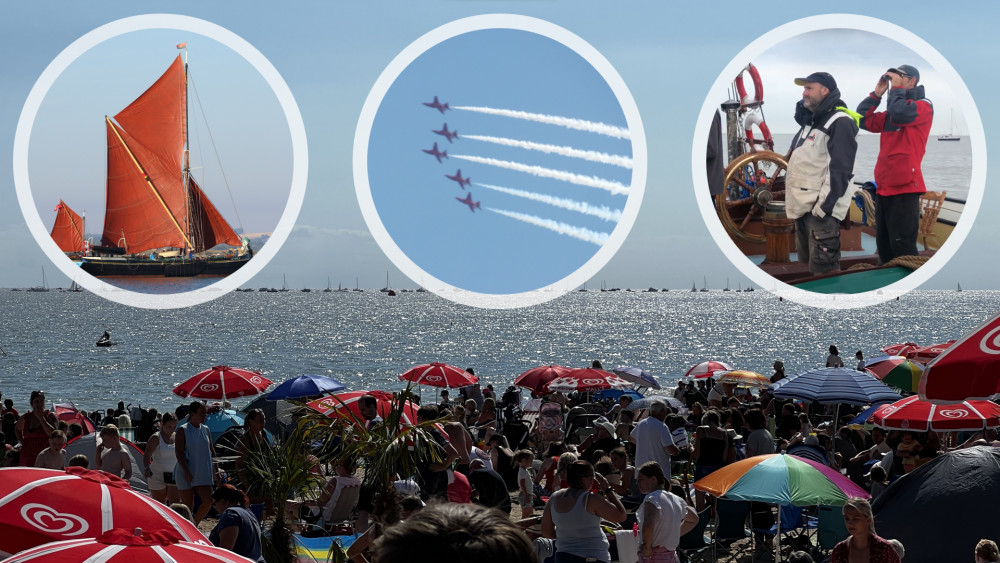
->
xmin=1 ymin=289 xmax=995 ymax=414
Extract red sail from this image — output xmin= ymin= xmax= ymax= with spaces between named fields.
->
xmin=50 ymin=200 xmax=85 ymax=253
xmin=189 ymin=177 xmax=242 ymax=249
xmin=113 ymin=55 xmax=186 ymax=178
xmin=103 ymin=120 xmax=188 ymax=252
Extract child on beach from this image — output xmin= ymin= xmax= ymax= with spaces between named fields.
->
xmin=35 ymin=429 xmax=67 ymax=469
xmin=96 ymin=424 xmax=132 ymax=480
xmin=895 ymin=431 xmax=923 ymax=473
xmin=515 ymin=449 xmax=534 ymax=518
xmin=868 ymin=465 xmax=889 ymax=500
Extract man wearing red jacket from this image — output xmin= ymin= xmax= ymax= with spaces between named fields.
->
xmin=856 ymin=64 xmax=933 ymax=264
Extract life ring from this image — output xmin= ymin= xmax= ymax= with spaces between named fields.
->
xmin=735 ymin=63 xmax=764 ymax=106
xmin=744 ymin=111 xmax=774 ymax=151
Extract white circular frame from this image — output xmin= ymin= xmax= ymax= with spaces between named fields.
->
xmin=13 ymin=14 xmax=308 ymax=309
xmin=354 ymin=14 xmax=647 ymax=309
xmin=691 ymin=14 xmax=986 ymax=309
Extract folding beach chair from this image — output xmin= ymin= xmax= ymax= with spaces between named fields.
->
xmin=320 ymin=483 xmax=361 ymax=533
xmin=677 ymin=507 xmax=712 ymax=563
xmin=816 ymin=504 xmax=849 ymax=556
xmin=713 ymin=498 xmax=750 ymax=562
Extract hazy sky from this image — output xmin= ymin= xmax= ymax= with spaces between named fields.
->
xmin=1 ymin=1 xmax=997 ymax=296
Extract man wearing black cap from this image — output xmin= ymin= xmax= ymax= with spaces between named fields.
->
xmin=785 ymin=71 xmax=859 ymax=274
xmin=857 ymin=64 xmax=933 ymax=264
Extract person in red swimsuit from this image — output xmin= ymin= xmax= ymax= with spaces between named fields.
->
xmin=15 ymin=391 xmax=57 ymax=467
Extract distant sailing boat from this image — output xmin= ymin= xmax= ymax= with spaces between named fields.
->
xmin=79 ymin=48 xmax=252 ymax=277
xmin=323 ymin=277 xmax=332 ymax=293
xmin=699 ymin=276 xmax=709 ymax=292
xmin=27 ymin=267 xmax=50 ymax=292
xmin=957 ymin=282 xmax=963 ymax=292
xmin=690 ymin=281 xmax=697 ymax=292
xmin=938 ymin=109 xmax=960 ymax=141
xmin=353 ymin=276 xmax=363 ymax=292
xmin=50 ymin=200 xmax=86 ymax=256
xmin=380 ymin=271 xmax=392 ymax=293
xmin=723 ymin=278 xmax=730 ymax=292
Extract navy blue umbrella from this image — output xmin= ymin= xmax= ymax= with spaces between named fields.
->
xmin=770 ymin=367 xmax=901 ymax=406
xmin=266 ymin=374 xmax=346 ymax=400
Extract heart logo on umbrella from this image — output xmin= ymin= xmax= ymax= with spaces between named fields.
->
xmin=426 ymin=375 xmax=442 ymax=383
xmin=583 ymin=378 xmax=603 ymax=385
xmin=250 ymin=376 xmax=263 ymax=384
xmin=20 ymin=503 xmax=89 ymax=536
xmin=199 ymin=384 xmax=219 ymax=392
xmin=939 ymin=409 xmax=969 ymax=418
xmin=979 ymin=327 xmax=1000 ymax=355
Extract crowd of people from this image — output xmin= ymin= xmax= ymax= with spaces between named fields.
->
xmin=3 ymin=359 xmax=1000 ymax=563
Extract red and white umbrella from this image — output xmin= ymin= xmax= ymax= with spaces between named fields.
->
xmin=172 ymin=366 xmax=272 ymax=401
xmin=0 ymin=467 xmax=207 ymax=557
xmin=4 ymin=528 xmax=254 ymax=562
xmin=399 ymin=363 xmax=477 ymax=388
xmin=910 ymin=340 xmax=957 ymax=364
xmin=306 ymin=390 xmax=420 ymax=429
xmin=869 ymin=395 xmax=1000 ymax=431
xmin=882 ymin=342 xmax=920 ymax=357
xmin=544 ymin=368 xmax=631 ymax=393
xmin=920 ymin=314 xmax=1000 ymax=403
xmin=684 ymin=360 xmax=735 ymax=379
xmin=513 ymin=365 xmax=570 ymax=395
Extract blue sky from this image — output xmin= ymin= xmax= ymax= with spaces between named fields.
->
xmin=1 ymin=1 xmax=998 ymax=294
xmin=367 ymin=28 xmax=630 ymax=294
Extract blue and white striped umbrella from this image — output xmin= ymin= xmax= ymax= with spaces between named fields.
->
xmin=770 ymin=367 xmax=901 ymax=406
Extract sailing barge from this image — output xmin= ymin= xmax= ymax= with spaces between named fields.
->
xmin=72 ymin=50 xmax=251 ymax=278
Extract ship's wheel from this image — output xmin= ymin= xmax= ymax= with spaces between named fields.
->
xmin=715 ymin=150 xmax=788 ymax=244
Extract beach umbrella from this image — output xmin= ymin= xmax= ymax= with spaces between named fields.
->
xmin=612 ymin=366 xmax=662 ymax=389
xmin=864 ymin=356 xmax=924 ymax=393
xmin=869 ymin=395 xmax=1000 ymax=431
xmin=694 ymin=453 xmax=869 ymax=562
xmin=544 ymin=368 xmax=631 ymax=393
xmin=920 ymin=314 xmax=1000 ymax=403
xmin=184 ymin=408 xmax=245 ymax=444
xmin=624 ymin=396 xmax=684 ymax=411
xmin=910 ymin=339 xmax=957 ymax=363
xmin=173 ymin=366 xmax=272 ymax=401
xmin=882 ymin=342 xmax=919 ymax=357
xmin=64 ymin=434 xmax=149 ymax=494
xmin=683 ymin=360 xmax=735 ymax=379
xmin=399 ymin=363 xmax=477 ymax=388
xmin=53 ymin=402 xmax=96 ymax=434
xmin=513 ymin=365 xmax=570 ymax=395
xmin=3 ymin=528 xmax=254 ymax=562
xmin=0 ymin=467 xmax=207 ymax=557
xmin=306 ymin=390 xmax=419 ymax=429
xmin=266 ymin=374 xmax=346 ymax=400
xmin=770 ymin=367 xmax=901 ymax=406
xmin=716 ymin=370 xmax=771 ymax=388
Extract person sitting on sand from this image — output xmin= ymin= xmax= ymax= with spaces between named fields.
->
xmin=96 ymin=424 xmax=132 ymax=480
xmin=35 ymin=429 xmax=68 ymax=469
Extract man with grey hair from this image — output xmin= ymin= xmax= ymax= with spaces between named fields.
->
xmin=629 ymin=399 xmax=680 ymax=477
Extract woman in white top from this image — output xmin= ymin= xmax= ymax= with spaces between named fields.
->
xmin=635 ymin=462 xmax=699 ymax=563
xmin=143 ymin=412 xmax=179 ymax=504
xmin=541 ymin=460 xmax=626 ymax=563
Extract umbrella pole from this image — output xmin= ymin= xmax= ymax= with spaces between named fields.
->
xmin=775 ymin=505 xmax=782 ymax=562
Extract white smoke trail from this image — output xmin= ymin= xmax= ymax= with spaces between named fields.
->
xmin=452 ymin=154 xmax=629 ymax=196
xmin=454 ymin=106 xmax=630 ymax=140
xmin=463 ymin=134 xmax=632 ymax=169
xmin=487 ymin=208 xmax=610 ymax=246
xmin=477 ymin=183 xmax=622 ymax=222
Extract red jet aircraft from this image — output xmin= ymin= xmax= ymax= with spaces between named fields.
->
xmin=432 ymin=123 xmax=458 ymax=143
xmin=423 ymin=96 xmax=450 ymax=114
xmin=445 ymin=169 xmax=471 ymax=189
xmin=422 ymin=142 xmax=448 ymax=163
xmin=456 ymin=192 xmax=481 ymax=213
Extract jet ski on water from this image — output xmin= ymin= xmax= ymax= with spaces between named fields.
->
xmin=96 ymin=330 xmax=116 ymax=347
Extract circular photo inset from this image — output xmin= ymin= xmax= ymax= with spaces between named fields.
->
xmin=14 ymin=15 xmax=307 ymax=309
xmin=355 ymin=14 xmax=646 ymax=309
xmin=693 ymin=15 xmax=983 ymax=308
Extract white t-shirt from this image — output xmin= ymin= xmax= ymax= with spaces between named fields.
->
xmin=637 ymin=489 xmax=688 ymax=551
xmin=518 ymin=466 xmax=532 ymax=495
xmin=631 ymin=417 xmax=675 ymax=474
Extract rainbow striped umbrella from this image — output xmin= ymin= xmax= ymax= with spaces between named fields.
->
xmin=717 ymin=370 xmax=770 ymax=388
xmin=865 ymin=356 xmax=924 ymax=393
xmin=694 ymin=454 xmax=868 ymax=562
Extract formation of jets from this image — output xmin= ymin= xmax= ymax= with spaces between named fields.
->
xmin=433 ymin=123 xmax=458 ymax=143
xmin=423 ymin=97 xmax=479 ymax=213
